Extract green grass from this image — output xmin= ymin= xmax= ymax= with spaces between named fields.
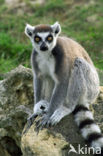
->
xmin=0 ymin=0 xmax=103 ymax=73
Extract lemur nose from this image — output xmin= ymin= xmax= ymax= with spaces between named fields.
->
xmin=40 ymin=42 xmax=48 ymax=51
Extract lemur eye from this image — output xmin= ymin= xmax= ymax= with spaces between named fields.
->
xmin=34 ymin=36 xmax=41 ymax=43
xmin=47 ymin=35 xmax=53 ymax=42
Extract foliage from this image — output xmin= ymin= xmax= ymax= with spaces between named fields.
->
xmin=0 ymin=0 xmax=103 ymax=73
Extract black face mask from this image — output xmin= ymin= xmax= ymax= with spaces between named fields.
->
xmin=40 ymin=42 xmax=48 ymax=51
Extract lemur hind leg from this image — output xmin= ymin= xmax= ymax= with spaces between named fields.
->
xmin=67 ymin=57 xmax=99 ymax=108
xmin=75 ymin=58 xmax=99 ymax=105
xmin=49 ymin=58 xmax=99 ymax=126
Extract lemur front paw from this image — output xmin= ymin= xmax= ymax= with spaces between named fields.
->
xmin=49 ymin=114 xmax=61 ymax=126
xmin=35 ymin=114 xmax=51 ymax=133
xmin=28 ymin=113 xmax=38 ymax=123
xmin=34 ymin=100 xmax=49 ymax=115
xmin=23 ymin=113 xmax=38 ymax=134
xmin=47 ymin=107 xmax=71 ymax=126
xmin=23 ymin=100 xmax=49 ymax=134
xmin=35 ymin=113 xmax=61 ymax=133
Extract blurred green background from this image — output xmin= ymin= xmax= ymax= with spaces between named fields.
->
xmin=0 ymin=0 xmax=103 ymax=73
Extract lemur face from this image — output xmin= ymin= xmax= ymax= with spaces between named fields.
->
xmin=25 ymin=22 xmax=61 ymax=53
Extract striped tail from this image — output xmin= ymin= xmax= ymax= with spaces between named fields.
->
xmin=72 ymin=105 xmax=103 ymax=156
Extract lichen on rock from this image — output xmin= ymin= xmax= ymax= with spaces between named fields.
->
xmin=0 ymin=65 xmax=33 ymax=156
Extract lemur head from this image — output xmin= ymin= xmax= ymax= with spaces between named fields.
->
xmin=25 ymin=22 xmax=61 ymax=53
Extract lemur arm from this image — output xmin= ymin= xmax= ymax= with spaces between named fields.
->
xmin=34 ymin=76 xmax=42 ymax=103
xmin=47 ymin=45 xmax=69 ymax=116
xmin=48 ymin=79 xmax=68 ymax=116
xmin=35 ymin=75 xmax=69 ymax=131
xmin=35 ymin=47 xmax=70 ymax=131
xmin=31 ymin=50 xmax=42 ymax=103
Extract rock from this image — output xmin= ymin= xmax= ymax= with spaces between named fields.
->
xmin=5 ymin=0 xmax=45 ymax=15
xmin=93 ymin=86 xmax=103 ymax=130
xmin=0 ymin=65 xmax=103 ymax=156
xmin=5 ymin=0 xmax=20 ymax=6
xmin=86 ymin=14 xmax=98 ymax=23
xmin=21 ymin=128 xmax=69 ymax=156
xmin=0 ymin=65 xmax=34 ymax=156
xmin=21 ymin=115 xmax=86 ymax=156
xmin=0 ymin=145 xmax=11 ymax=156
xmin=21 ymin=93 xmax=103 ymax=156
xmin=5 ymin=0 xmax=45 ymax=12
xmin=21 ymin=101 xmax=103 ymax=156
xmin=5 ymin=0 xmax=45 ymax=6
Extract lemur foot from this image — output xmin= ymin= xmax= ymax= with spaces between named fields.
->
xmin=35 ymin=114 xmax=51 ymax=133
xmin=48 ymin=106 xmax=71 ymax=125
xmin=35 ymin=106 xmax=71 ymax=133
xmin=28 ymin=113 xmax=38 ymax=123
xmin=24 ymin=100 xmax=49 ymax=134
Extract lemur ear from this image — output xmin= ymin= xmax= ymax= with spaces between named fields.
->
xmin=51 ymin=22 xmax=61 ymax=35
xmin=25 ymin=24 xmax=35 ymax=38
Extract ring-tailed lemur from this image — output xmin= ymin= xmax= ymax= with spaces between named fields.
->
xmin=25 ymin=22 xmax=103 ymax=155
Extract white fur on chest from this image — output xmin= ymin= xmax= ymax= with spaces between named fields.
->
xmin=36 ymin=53 xmax=57 ymax=82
